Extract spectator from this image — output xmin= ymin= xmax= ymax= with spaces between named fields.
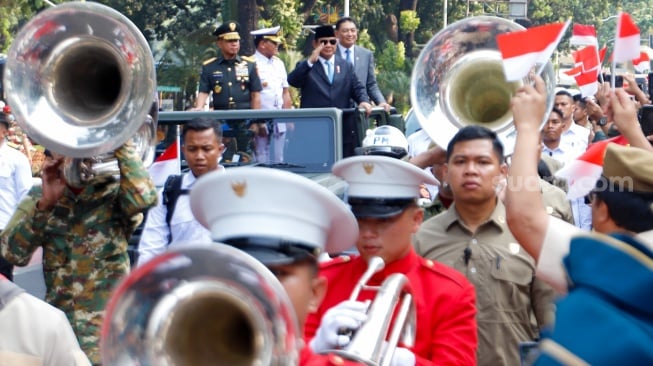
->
xmin=0 ymin=112 xmax=32 ymax=281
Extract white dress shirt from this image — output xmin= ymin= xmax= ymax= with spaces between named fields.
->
xmin=0 ymin=143 xmax=32 ymax=230
xmin=137 ymin=169 xmax=223 ymax=265
xmin=253 ymin=51 xmax=289 ymax=110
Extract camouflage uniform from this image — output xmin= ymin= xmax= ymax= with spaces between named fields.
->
xmin=0 ymin=142 xmax=157 ymax=365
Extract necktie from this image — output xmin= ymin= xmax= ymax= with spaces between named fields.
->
xmin=326 ymin=60 xmax=333 ymax=83
xmin=345 ymin=49 xmax=352 ymax=64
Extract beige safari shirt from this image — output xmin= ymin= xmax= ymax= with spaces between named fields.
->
xmin=414 ymin=200 xmax=556 ymax=366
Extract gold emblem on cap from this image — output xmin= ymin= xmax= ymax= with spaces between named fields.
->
xmin=231 ymin=181 xmax=247 ymax=197
xmin=363 ymin=162 xmax=374 ymax=174
xmin=229 ymin=22 xmax=236 ymax=31
xmin=213 ymin=85 xmax=222 ymax=94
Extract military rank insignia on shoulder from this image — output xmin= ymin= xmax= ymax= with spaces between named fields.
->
xmin=241 ymin=55 xmax=255 ymax=63
xmin=202 ymin=57 xmax=217 ymax=65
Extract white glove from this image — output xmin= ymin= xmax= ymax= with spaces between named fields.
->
xmin=389 ymin=347 xmax=416 ymax=366
xmin=309 ymin=300 xmax=368 ymax=353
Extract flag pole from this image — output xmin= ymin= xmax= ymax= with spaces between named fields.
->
xmin=175 ymin=124 xmax=181 ymax=173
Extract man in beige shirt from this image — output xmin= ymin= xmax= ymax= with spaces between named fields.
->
xmin=413 ymin=125 xmax=555 ymax=366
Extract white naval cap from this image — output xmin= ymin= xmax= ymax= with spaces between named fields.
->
xmin=250 ymin=25 xmax=283 ymax=44
xmin=333 ymin=155 xmax=439 ymax=218
xmin=190 ymin=167 xmax=358 ymax=265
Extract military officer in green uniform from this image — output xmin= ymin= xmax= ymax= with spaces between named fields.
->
xmin=194 ymin=21 xmax=262 ymax=111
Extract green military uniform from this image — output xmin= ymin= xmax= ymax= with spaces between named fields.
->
xmin=0 ymin=142 xmax=157 ymax=365
xmin=198 ymin=54 xmax=262 ymax=110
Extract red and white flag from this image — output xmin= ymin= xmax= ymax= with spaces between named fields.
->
xmin=149 ymin=140 xmax=181 ymax=187
xmin=613 ymin=12 xmax=640 ymax=63
xmin=572 ymin=45 xmax=600 ymax=73
xmin=497 ymin=20 xmax=570 ymax=82
xmin=598 ymin=44 xmax=609 ymax=65
xmin=570 ymin=24 xmax=598 ymax=47
xmin=574 ymin=69 xmax=599 ymax=97
xmin=555 ymin=135 xmax=629 ymax=200
xmin=633 ymin=51 xmax=650 ymax=72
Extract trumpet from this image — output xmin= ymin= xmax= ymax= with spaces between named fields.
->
xmin=3 ymin=1 xmax=158 ymax=186
xmin=331 ymin=256 xmax=416 ymax=366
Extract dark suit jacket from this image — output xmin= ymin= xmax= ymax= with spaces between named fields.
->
xmin=287 ymin=57 xmax=370 ymax=109
xmin=349 ymin=45 xmax=386 ymax=105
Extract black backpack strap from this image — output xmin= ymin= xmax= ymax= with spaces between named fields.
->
xmin=162 ymin=174 xmax=189 ymax=244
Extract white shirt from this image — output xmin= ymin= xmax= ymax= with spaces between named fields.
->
xmin=137 ymin=170 xmax=223 ymax=266
xmin=254 ymin=51 xmax=289 ymax=110
xmin=560 ymin=123 xmax=590 ymax=155
xmin=0 ymin=143 xmax=32 ymax=230
xmin=0 ymin=279 xmax=91 ymax=366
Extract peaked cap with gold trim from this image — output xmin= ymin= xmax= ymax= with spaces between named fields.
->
xmin=213 ymin=21 xmax=241 ymax=40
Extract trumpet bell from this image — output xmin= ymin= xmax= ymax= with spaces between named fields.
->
xmin=4 ymin=1 xmax=156 ymax=158
xmin=410 ymin=16 xmax=555 ymax=156
xmin=101 ymin=244 xmax=300 ymax=366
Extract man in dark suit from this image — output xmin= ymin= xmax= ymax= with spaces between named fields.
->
xmin=335 ymin=17 xmax=391 ymax=113
xmin=288 ymin=25 xmax=372 ymax=157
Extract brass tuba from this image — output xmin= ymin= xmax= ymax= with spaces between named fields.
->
xmin=409 ymin=16 xmax=556 ymax=155
xmin=3 ymin=1 xmax=157 ymax=185
xmin=101 ymin=244 xmax=300 ymax=365
xmin=330 ymin=256 xmax=417 ymax=366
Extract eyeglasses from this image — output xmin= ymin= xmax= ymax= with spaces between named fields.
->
xmin=320 ymin=39 xmax=337 ymax=45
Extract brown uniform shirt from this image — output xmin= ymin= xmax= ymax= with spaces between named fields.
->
xmin=414 ymin=200 xmax=556 ymax=366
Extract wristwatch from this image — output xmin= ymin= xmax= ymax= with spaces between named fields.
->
xmin=597 ymin=117 xmax=608 ymax=126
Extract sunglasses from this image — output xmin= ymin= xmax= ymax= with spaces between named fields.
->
xmin=320 ymin=39 xmax=337 ymax=45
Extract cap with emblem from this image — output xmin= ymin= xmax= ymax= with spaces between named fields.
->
xmin=213 ymin=21 xmax=241 ymax=40
xmin=333 ymin=155 xmax=439 ymax=218
xmin=251 ymin=25 xmax=283 ymax=44
xmin=313 ymin=25 xmax=335 ymax=40
xmin=602 ymin=144 xmax=653 ymax=194
xmin=190 ymin=167 xmax=358 ymax=265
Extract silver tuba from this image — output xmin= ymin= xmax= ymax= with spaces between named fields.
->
xmin=330 ymin=256 xmax=417 ymax=366
xmin=101 ymin=244 xmax=300 ymax=365
xmin=3 ymin=1 xmax=157 ymax=185
xmin=410 ymin=16 xmax=556 ymax=156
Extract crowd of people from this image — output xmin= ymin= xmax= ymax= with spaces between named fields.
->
xmin=1 ymin=12 xmax=653 ymax=366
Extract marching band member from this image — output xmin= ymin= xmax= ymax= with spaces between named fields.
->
xmin=305 ymin=156 xmax=478 ymax=365
xmin=190 ymin=167 xmax=369 ymax=365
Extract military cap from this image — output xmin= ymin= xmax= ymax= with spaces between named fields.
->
xmin=314 ymin=25 xmax=335 ymax=40
xmin=251 ymin=25 xmax=283 ymax=44
xmin=213 ymin=21 xmax=241 ymax=40
xmin=190 ymin=167 xmax=358 ymax=265
xmin=333 ymin=155 xmax=439 ymax=218
xmin=602 ymin=144 xmax=653 ymax=194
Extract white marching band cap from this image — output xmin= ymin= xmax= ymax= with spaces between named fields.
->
xmin=333 ymin=155 xmax=439 ymax=218
xmin=190 ymin=167 xmax=358 ymax=265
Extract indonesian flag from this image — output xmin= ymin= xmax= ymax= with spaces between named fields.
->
xmin=633 ymin=51 xmax=650 ymax=72
xmin=613 ymin=12 xmax=640 ymax=63
xmin=497 ymin=20 xmax=570 ymax=81
xmin=575 ymin=69 xmax=599 ymax=97
xmin=149 ymin=140 xmax=181 ymax=186
xmin=555 ymin=135 xmax=629 ymax=199
xmin=598 ymin=44 xmax=609 ymax=64
xmin=570 ymin=24 xmax=598 ymax=47
xmin=564 ymin=65 xmax=583 ymax=77
xmin=572 ymin=45 xmax=600 ymax=73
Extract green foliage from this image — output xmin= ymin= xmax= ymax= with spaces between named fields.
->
xmin=399 ymin=10 xmax=420 ymax=33
xmin=377 ymin=40 xmax=406 ymax=71
xmin=377 ymin=70 xmax=411 ymax=114
xmin=260 ymin=0 xmax=305 ymax=49
xmin=357 ymin=29 xmax=375 ymax=53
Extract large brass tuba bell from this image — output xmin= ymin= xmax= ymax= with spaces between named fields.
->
xmin=3 ymin=1 xmax=157 ymax=184
xmin=101 ymin=245 xmax=300 ymax=365
xmin=410 ymin=16 xmax=556 ymax=155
